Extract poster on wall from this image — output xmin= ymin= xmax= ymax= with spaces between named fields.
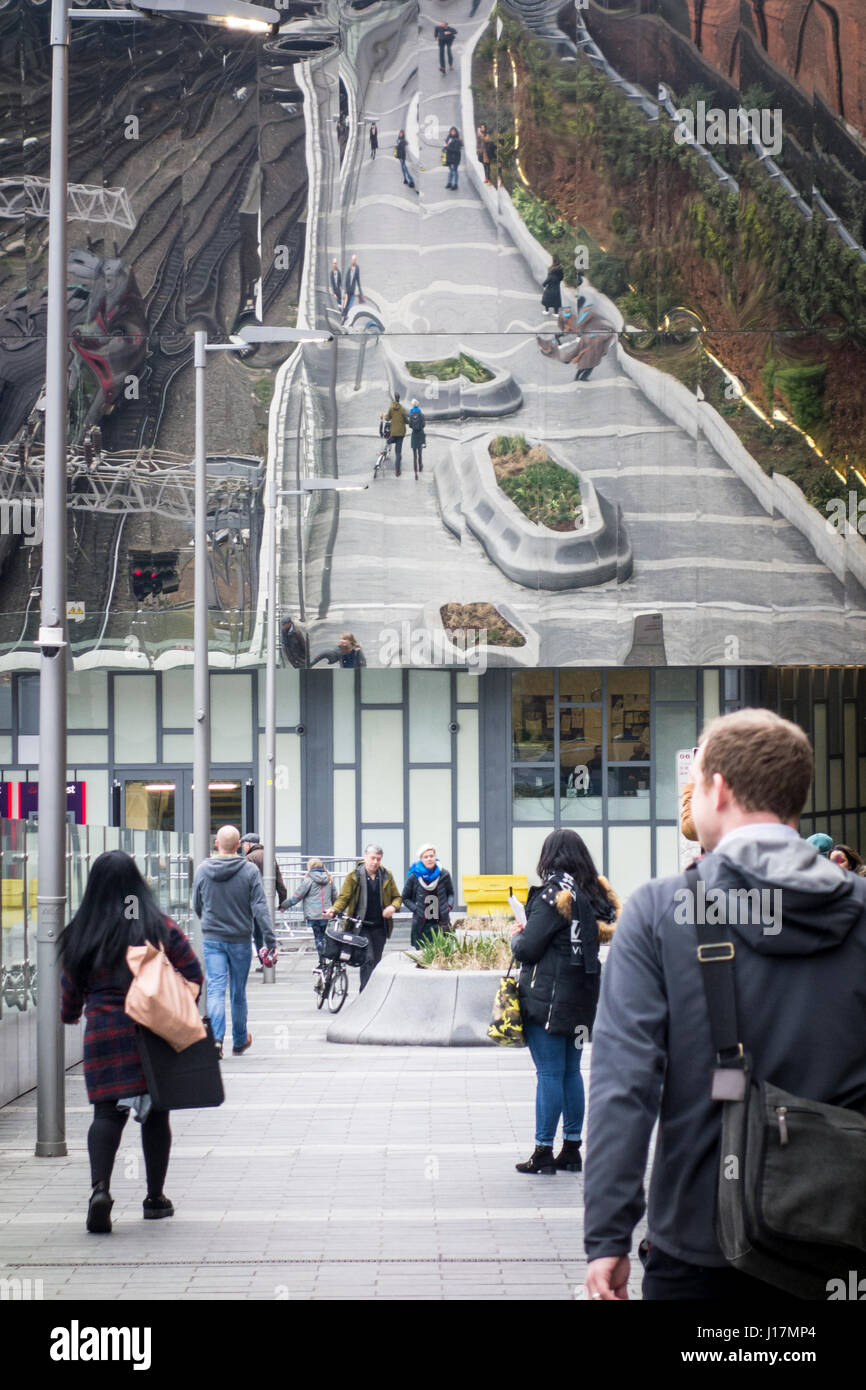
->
xmin=17 ymin=782 xmax=87 ymax=825
xmin=677 ymin=747 xmax=700 ymax=871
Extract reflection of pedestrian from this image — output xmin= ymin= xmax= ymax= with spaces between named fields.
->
xmin=314 ymin=633 xmax=366 ymax=669
xmin=482 ymin=132 xmax=497 ymax=185
xmin=329 ymin=258 xmax=342 ymax=308
xmin=385 ymin=393 xmax=408 ymax=473
xmin=280 ymin=616 xmax=309 ymax=669
xmin=369 ymin=122 xmax=378 ymax=159
xmin=443 ymin=127 xmax=462 ymax=190
xmin=395 ymin=129 xmax=415 ymax=189
xmin=434 ymin=21 xmax=457 ymax=74
xmin=572 ymin=307 xmax=616 ymax=381
xmin=541 ymin=256 xmax=564 ymax=313
xmin=408 ymin=398 xmax=426 ymax=479
xmin=342 ymin=255 xmax=362 ymax=322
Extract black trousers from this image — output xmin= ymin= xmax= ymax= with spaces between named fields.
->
xmin=640 ymin=1241 xmax=801 ymax=1302
xmin=88 ymin=1101 xmax=172 ymax=1197
xmin=359 ymin=925 xmax=387 ymax=991
xmin=393 ymin=435 xmax=404 ymax=470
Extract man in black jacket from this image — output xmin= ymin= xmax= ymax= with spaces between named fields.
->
xmin=584 ymin=708 xmax=866 ymax=1300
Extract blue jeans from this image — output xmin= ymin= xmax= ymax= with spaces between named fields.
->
xmin=446 ymin=165 xmax=458 ymax=189
xmin=525 ymin=1020 xmax=585 ymax=1146
xmin=399 ymin=158 xmax=414 ymax=187
xmin=203 ymin=939 xmax=252 ymax=1048
xmin=310 ymin=920 xmax=329 ymax=963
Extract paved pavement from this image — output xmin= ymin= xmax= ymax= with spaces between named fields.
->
xmin=0 ymin=936 xmax=647 ymax=1301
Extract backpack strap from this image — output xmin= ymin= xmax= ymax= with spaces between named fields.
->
xmin=684 ymin=864 xmax=748 ymax=1101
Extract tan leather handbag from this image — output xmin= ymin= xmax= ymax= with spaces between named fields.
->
xmin=125 ymin=942 xmax=205 ymax=1052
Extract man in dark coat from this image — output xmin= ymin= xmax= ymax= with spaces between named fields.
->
xmin=330 ymin=846 xmax=401 ymax=990
xmin=342 ymin=254 xmax=362 ymax=322
xmin=241 ymin=832 xmax=288 ymax=966
xmin=434 ymin=22 xmax=457 ymax=75
xmin=584 ymin=709 xmax=866 ymax=1301
xmin=329 ymin=258 xmax=342 ymax=308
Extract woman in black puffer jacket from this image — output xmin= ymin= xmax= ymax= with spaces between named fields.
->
xmin=510 ymin=829 xmax=619 ymax=1176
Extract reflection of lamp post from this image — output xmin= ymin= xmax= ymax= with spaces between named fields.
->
xmin=36 ymin=0 xmax=280 ymax=1159
xmin=262 ymin=475 xmax=367 ymax=934
xmin=192 ymin=325 xmax=331 ymax=989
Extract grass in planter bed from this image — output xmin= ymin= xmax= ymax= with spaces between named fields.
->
xmin=489 ymin=436 xmax=582 ymax=531
xmin=409 ymin=927 xmax=513 ymax=971
xmin=405 ymin=353 xmax=494 ymax=383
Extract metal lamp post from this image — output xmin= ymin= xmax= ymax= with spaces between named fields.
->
xmin=36 ymin=0 xmax=281 ymax=1158
xmin=261 ymin=474 xmax=368 ymax=938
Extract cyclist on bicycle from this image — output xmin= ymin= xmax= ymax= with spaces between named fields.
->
xmin=328 ymin=845 xmax=401 ymax=990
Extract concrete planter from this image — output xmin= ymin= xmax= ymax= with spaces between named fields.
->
xmin=382 ymin=340 xmax=522 ymax=420
xmin=327 ymin=952 xmax=501 ymax=1046
xmin=435 ymin=435 xmax=632 ymax=590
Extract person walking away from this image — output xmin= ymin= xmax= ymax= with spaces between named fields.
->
xmin=395 ymin=129 xmax=415 ymax=189
xmin=385 ymin=393 xmax=408 ymax=474
xmin=342 ymin=254 xmax=362 ymax=323
xmin=584 ymin=709 xmax=866 ymax=1301
xmin=241 ymin=832 xmax=288 ymax=968
xmin=369 ymin=121 xmax=378 ymax=159
xmin=329 ymin=258 xmax=342 ymax=309
xmin=402 ymin=844 xmax=455 ymax=948
xmin=443 ymin=127 xmax=462 ymax=190
xmin=193 ymin=824 xmax=276 ymax=1058
xmin=60 ymin=850 xmax=203 ymax=1233
xmin=482 ymin=131 xmax=496 ymax=185
xmin=289 ymin=857 xmax=337 ymax=969
xmin=510 ymin=829 xmax=619 ymax=1176
xmin=541 ymin=255 xmax=564 ymax=313
xmin=330 ymin=845 xmax=401 ymax=991
xmin=408 ymin=398 xmax=426 ymax=477
xmin=434 ymin=21 xmax=457 ymax=74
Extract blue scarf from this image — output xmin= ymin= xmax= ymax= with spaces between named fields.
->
xmin=409 ymin=859 xmax=441 ymax=884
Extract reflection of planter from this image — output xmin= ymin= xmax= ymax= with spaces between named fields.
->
xmin=420 ymin=599 xmax=540 ymax=668
xmin=327 ymin=952 xmax=500 ymax=1046
xmin=435 ymin=436 xmax=632 ymax=590
xmin=382 ymin=340 xmax=522 ymax=419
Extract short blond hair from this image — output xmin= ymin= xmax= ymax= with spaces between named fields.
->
xmin=698 ymin=709 xmax=813 ymax=822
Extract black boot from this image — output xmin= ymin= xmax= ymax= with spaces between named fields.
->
xmin=553 ymin=1139 xmax=582 ymax=1172
xmin=86 ymin=1180 xmax=113 ymax=1234
xmin=515 ymin=1145 xmax=557 ymax=1175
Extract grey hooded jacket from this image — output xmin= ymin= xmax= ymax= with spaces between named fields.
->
xmin=289 ymin=868 xmax=336 ymax=921
xmin=584 ymin=831 xmax=866 ymax=1267
xmin=192 ymin=854 xmax=276 ymax=949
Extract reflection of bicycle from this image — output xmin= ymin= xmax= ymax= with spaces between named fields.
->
xmin=373 ymin=417 xmax=392 ymax=479
xmin=314 ymin=917 xmax=368 ymax=1013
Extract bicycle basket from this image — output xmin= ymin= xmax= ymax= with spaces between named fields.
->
xmin=324 ymin=925 xmax=369 ymax=967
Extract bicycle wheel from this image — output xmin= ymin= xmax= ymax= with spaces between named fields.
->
xmin=327 ymin=964 xmax=349 ymax=1013
xmin=316 ymin=965 xmax=331 ymax=1009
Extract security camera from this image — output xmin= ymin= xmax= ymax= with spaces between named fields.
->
xmin=296 ymin=724 xmax=306 ymax=736
xmin=448 ymin=721 xmax=459 ymax=734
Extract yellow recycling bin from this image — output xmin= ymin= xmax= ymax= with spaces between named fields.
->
xmin=462 ymin=875 xmax=529 ymax=916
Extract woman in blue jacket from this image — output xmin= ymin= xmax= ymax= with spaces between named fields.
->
xmin=510 ymin=829 xmax=619 ymax=1175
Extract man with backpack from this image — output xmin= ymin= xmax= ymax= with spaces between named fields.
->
xmin=384 ymin=393 xmax=408 ymax=475
xmin=584 ymin=708 xmax=866 ymax=1300
xmin=408 ymin=398 xmax=426 ymax=478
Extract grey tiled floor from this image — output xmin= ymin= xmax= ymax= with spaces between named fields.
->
xmin=0 ymin=943 xmax=646 ymax=1300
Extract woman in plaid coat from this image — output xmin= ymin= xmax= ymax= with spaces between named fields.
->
xmin=60 ymin=850 xmax=203 ymax=1234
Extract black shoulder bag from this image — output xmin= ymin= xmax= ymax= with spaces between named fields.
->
xmin=686 ymin=865 xmax=866 ymax=1299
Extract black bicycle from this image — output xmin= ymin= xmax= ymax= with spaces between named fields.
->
xmin=314 ymin=916 xmax=368 ymax=1013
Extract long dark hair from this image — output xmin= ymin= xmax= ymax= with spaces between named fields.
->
xmin=537 ymin=829 xmax=604 ymax=917
xmin=59 ymin=850 xmax=169 ymax=988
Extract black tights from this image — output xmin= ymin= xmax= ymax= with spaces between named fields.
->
xmin=88 ymin=1101 xmax=172 ymax=1196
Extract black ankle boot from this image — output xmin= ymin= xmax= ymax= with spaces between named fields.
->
xmin=143 ymin=1194 xmax=174 ymax=1220
xmin=515 ymin=1145 xmax=557 ymax=1175
xmin=87 ymin=1180 xmax=113 ymax=1234
xmin=553 ymin=1139 xmax=582 ymax=1172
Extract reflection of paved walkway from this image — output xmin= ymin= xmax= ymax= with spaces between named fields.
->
xmin=0 ymin=942 xmax=644 ymax=1300
xmin=287 ymin=0 xmax=866 ymax=667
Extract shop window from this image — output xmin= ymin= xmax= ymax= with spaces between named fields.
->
xmin=512 ymin=670 xmax=554 ymax=762
xmin=608 ymin=671 xmax=650 ymax=763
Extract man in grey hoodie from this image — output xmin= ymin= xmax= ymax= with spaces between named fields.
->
xmin=584 ymin=708 xmax=866 ymax=1301
xmin=193 ymin=825 xmax=276 ymax=1057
